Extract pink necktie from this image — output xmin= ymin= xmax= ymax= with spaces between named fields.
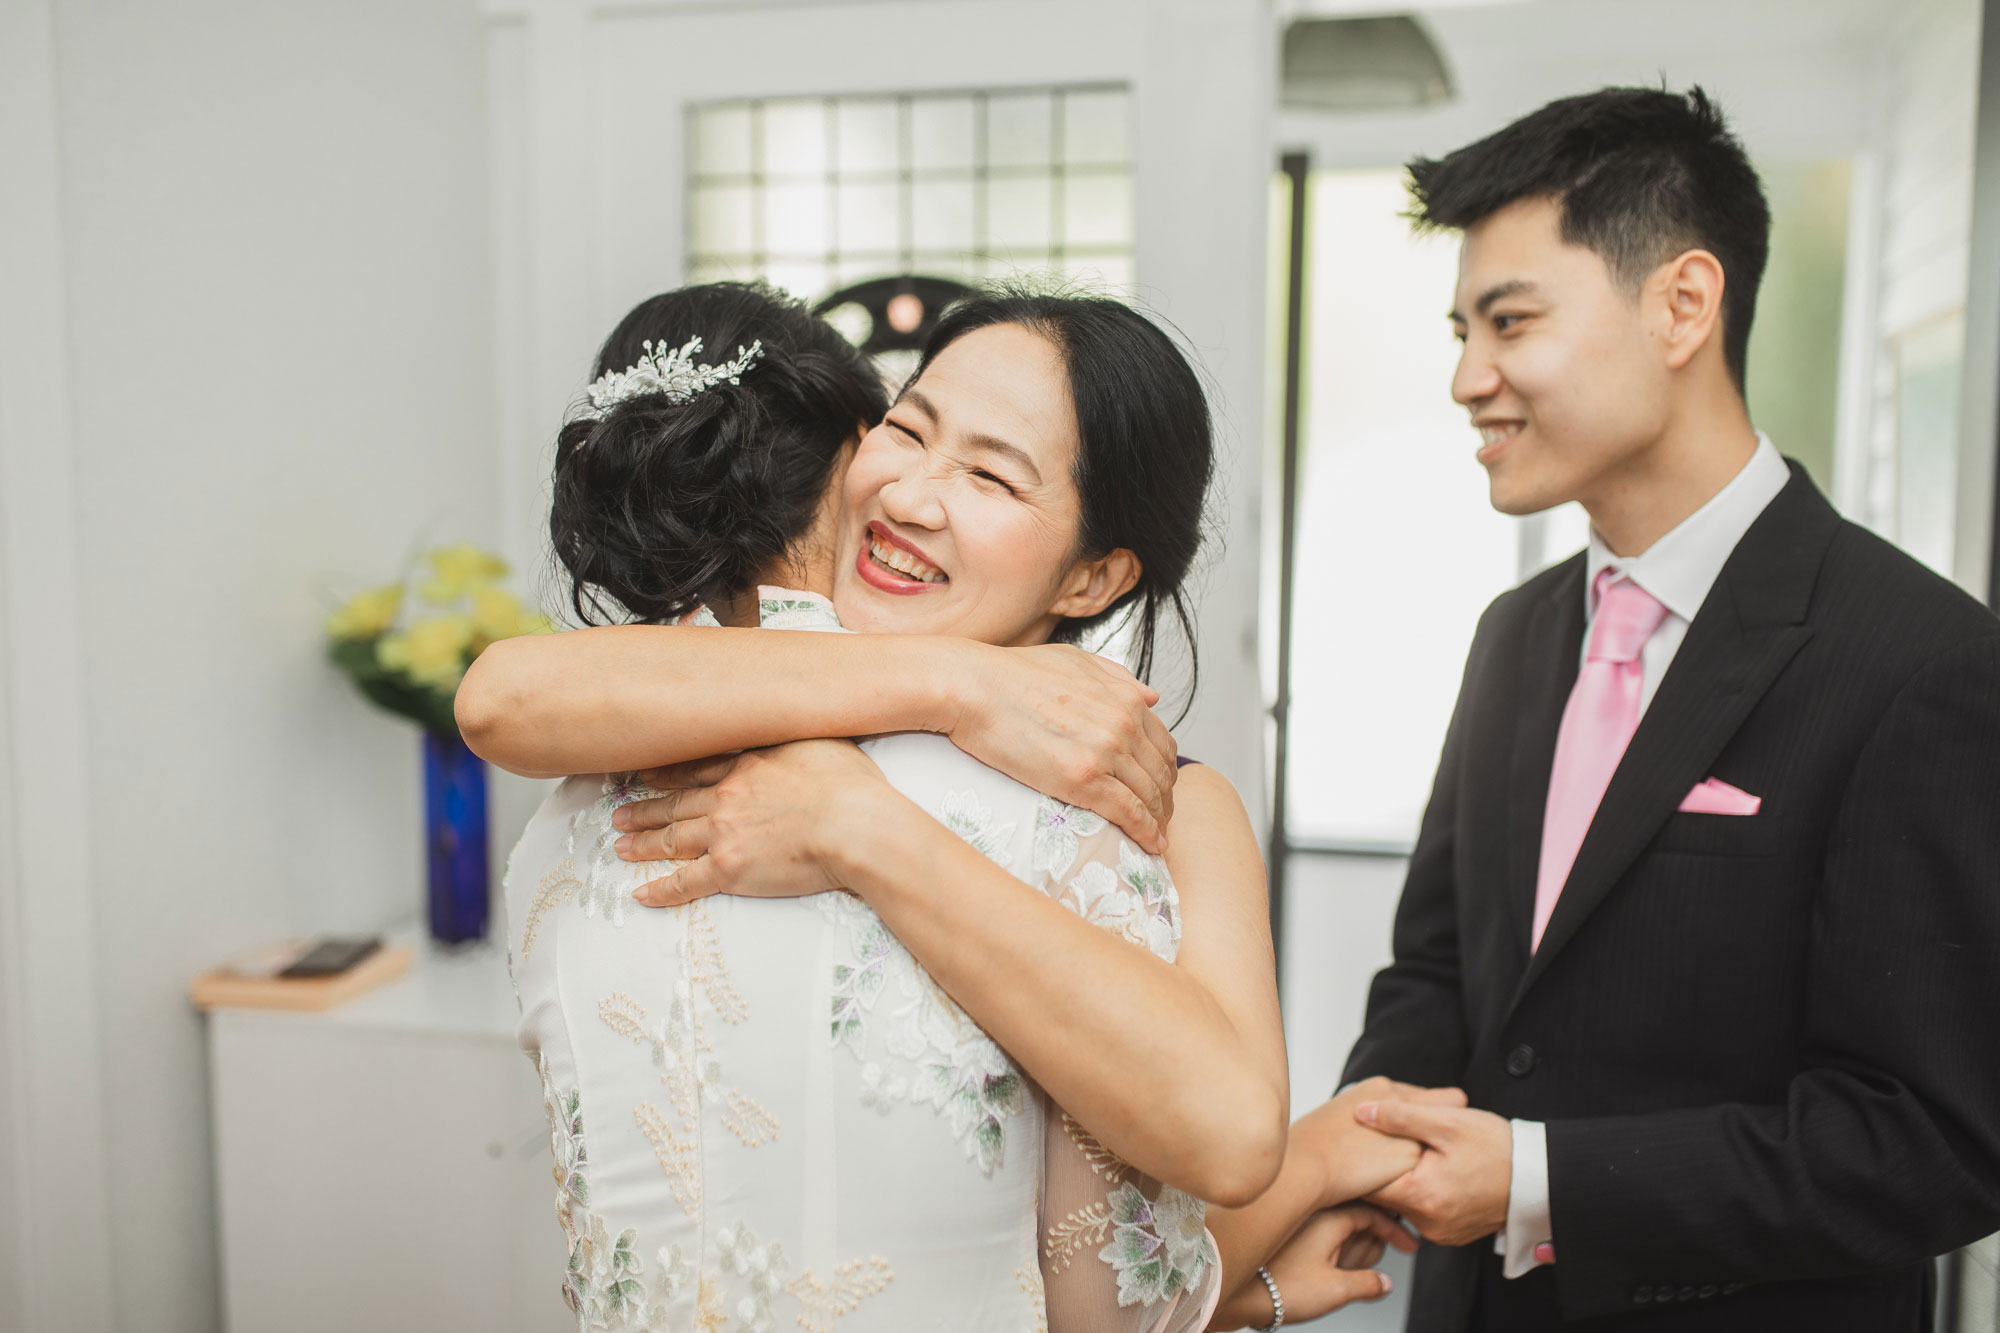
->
xmin=1531 ymin=572 xmax=1668 ymax=952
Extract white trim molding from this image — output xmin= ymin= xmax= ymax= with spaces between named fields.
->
xmin=1955 ymin=0 xmax=2000 ymax=603
xmin=0 ymin=2 xmax=114 ymax=1328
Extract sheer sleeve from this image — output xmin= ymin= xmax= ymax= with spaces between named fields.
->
xmin=1028 ymin=798 xmax=1223 ymax=1333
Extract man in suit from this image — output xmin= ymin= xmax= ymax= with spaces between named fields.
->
xmin=1336 ymin=86 xmax=2000 ymax=1330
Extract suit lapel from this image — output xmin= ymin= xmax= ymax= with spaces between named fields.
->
xmin=1505 ymin=560 xmax=1585 ymax=960
xmin=1507 ymin=464 xmax=1838 ymax=1013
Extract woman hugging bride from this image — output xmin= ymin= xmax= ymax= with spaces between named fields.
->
xmin=461 ymin=280 xmax=1439 ymax=1332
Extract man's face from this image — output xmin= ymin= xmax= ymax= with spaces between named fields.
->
xmin=1450 ymin=196 xmax=1671 ymax=516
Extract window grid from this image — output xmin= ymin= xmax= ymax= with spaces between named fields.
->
xmin=685 ymin=84 xmax=1135 ymax=300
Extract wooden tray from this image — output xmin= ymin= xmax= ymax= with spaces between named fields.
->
xmin=190 ymin=944 xmax=412 ymax=1013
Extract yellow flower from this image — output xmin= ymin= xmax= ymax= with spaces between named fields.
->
xmin=377 ymin=615 xmax=474 ymax=689
xmin=469 ymin=586 xmax=556 ymax=651
xmin=326 ymin=583 xmax=404 ymax=640
xmin=471 ymin=586 xmax=527 ymax=641
xmin=420 ymin=543 xmax=509 ymax=604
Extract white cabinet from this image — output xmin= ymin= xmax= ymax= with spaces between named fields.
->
xmin=206 ymin=931 xmax=569 ymax=1333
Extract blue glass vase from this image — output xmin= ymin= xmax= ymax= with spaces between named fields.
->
xmin=423 ymin=730 xmax=490 ymax=946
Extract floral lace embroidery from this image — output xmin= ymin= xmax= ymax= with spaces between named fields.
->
xmin=714 ymin=1222 xmax=791 ymax=1332
xmin=540 ymin=1053 xmax=588 ymax=1217
xmin=1045 ymin=1112 xmax=1123 ymax=1273
xmin=828 ymin=898 xmax=893 ymax=1051
xmin=631 ymin=1100 xmax=701 ymax=1215
xmin=756 ymin=593 xmax=843 ymax=630
xmin=1044 ymin=1202 xmax=1115 ymax=1274
xmin=1062 ymin=1110 xmax=1132 ymax=1184
xmin=1099 ymin=1183 xmax=1218 ymax=1308
xmin=1040 ymin=829 xmax=1212 ymax=1312
xmin=570 ymin=1214 xmax=647 ymax=1327
xmin=564 ymin=774 xmax=679 ymax=924
xmin=1018 ymin=1262 xmax=1049 ymax=1333
xmin=520 ymin=860 xmax=583 ymax=962
xmin=822 ymin=890 xmax=1026 ymax=1174
xmin=602 ymin=983 xmax=777 ymax=1189
xmin=535 ymin=1052 xmax=623 ymax=1323
xmin=1033 ymin=796 xmax=1107 ymax=880
xmin=571 ymin=1219 xmax=889 ymax=1333
xmin=787 ymin=1257 xmax=896 ymax=1333
xmin=1051 ymin=842 xmax=1182 ymax=960
xmin=597 ymin=901 xmax=777 ymax=1214
xmin=1045 ymin=1113 xmax=1217 ymax=1303
xmin=939 ymin=787 xmax=1016 ymax=865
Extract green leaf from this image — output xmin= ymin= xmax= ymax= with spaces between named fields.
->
xmin=326 ymin=637 xmax=461 ymax=737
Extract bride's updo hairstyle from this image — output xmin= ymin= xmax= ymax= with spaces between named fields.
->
xmin=551 ymin=282 xmax=888 ymax=624
xmin=909 ymin=289 xmax=1214 ymax=690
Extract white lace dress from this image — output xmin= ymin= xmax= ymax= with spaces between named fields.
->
xmin=505 ymin=589 xmax=1222 ymax=1332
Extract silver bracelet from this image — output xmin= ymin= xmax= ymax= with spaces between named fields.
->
xmin=1255 ymin=1264 xmax=1285 ymax=1331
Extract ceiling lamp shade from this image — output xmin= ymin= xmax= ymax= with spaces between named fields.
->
xmin=1281 ymin=15 xmax=1454 ymax=111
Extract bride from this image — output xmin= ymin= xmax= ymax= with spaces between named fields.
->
xmin=465 ymin=282 xmax=1421 ymax=1331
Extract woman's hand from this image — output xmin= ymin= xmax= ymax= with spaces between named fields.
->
xmin=945 ymin=642 xmax=1177 ymax=853
xmin=612 ymin=740 xmax=889 ymax=906
xmin=1293 ymin=1077 xmax=1469 ymax=1207
xmin=1209 ymin=1205 xmax=1412 ymax=1330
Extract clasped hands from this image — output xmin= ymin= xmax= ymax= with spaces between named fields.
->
xmin=1330 ymin=1076 xmax=1513 ymax=1250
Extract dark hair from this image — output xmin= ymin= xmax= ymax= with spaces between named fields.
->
xmin=1408 ymin=85 xmax=1770 ymax=391
xmin=910 ymin=287 xmax=1215 ymax=697
xmin=550 ymin=282 xmax=887 ymax=624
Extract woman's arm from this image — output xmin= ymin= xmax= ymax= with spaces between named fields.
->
xmin=623 ymin=748 xmax=1289 ymax=1206
xmin=456 ymin=625 xmax=1176 ymax=850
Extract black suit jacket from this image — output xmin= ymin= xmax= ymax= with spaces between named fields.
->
xmin=1343 ymin=465 xmax=2000 ymax=1331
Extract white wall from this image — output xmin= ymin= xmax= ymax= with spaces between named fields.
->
xmin=0 ymin=3 xmax=113 ymax=1329
xmin=0 ymin=1 xmax=499 ymax=1328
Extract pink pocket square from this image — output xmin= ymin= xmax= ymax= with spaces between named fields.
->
xmin=1679 ymin=778 xmax=1762 ymax=816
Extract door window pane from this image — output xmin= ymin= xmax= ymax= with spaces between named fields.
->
xmin=911 ymin=179 xmax=976 ymax=252
xmin=761 ymin=99 xmax=829 ymax=177
xmin=987 ymin=93 xmax=1053 ymax=168
xmin=910 ymin=96 xmax=976 ymax=171
xmin=687 ymin=85 xmax=1133 ymax=305
xmin=1062 ymin=172 xmax=1132 ymax=249
xmin=835 ymin=100 xmax=901 ymax=174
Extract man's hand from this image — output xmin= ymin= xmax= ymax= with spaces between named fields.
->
xmin=1292 ymin=1077 xmax=1469 ymax=1206
xmin=1358 ymin=1101 xmax=1513 ymax=1247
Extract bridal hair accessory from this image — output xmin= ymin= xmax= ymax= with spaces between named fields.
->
xmin=573 ymin=336 xmax=764 ymax=422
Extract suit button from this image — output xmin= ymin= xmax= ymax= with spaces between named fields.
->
xmin=1633 ymin=1286 xmax=1653 ymax=1303
xmin=1678 ymin=1286 xmax=1697 ymax=1301
xmin=1505 ymin=1044 xmax=1538 ymax=1077
xmin=1722 ymin=1283 xmax=1744 ymax=1295
xmin=1699 ymin=1285 xmax=1717 ymax=1299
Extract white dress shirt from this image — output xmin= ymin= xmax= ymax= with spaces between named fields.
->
xmin=1499 ymin=433 xmax=1791 ymax=1278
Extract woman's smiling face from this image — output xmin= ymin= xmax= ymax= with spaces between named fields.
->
xmin=831 ymin=322 xmax=1133 ymax=647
